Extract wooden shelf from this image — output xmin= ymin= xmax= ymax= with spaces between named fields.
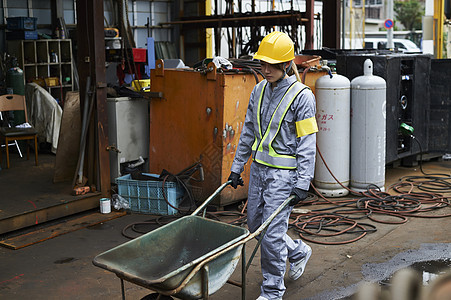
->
xmin=7 ymin=39 xmax=74 ymax=102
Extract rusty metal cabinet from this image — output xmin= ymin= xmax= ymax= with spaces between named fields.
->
xmin=148 ymin=60 xmax=260 ymax=207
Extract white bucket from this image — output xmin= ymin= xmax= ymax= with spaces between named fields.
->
xmin=100 ymin=198 xmax=111 ymax=214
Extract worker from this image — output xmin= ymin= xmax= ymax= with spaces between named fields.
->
xmin=228 ymin=31 xmax=318 ymax=300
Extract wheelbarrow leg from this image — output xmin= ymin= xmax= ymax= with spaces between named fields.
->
xmin=201 ymin=265 xmax=209 ymax=299
xmin=241 ymin=245 xmax=246 ymax=300
xmin=121 ymin=278 xmax=126 ymax=300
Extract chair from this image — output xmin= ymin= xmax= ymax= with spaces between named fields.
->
xmin=0 ymin=94 xmax=38 ymax=168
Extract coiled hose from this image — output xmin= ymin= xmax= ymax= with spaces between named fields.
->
xmin=290 ymin=137 xmax=451 ymax=245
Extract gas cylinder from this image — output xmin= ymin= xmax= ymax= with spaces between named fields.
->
xmin=350 ymin=59 xmax=387 ymax=192
xmin=6 ymin=65 xmax=26 ymax=124
xmin=314 ymin=72 xmax=351 ymax=197
xmin=6 ymin=66 xmax=25 ymax=95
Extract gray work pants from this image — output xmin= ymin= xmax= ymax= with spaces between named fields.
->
xmin=247 ymin=162 xmax=310 ymax=299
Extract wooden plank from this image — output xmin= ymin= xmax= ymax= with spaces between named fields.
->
xmin=0 ymin=192 xmax=103 ymax=235
xmin=0 ymin=211 xmax=126 ymax=250
xmin=53 ymin=91 xmax=81 ymax=183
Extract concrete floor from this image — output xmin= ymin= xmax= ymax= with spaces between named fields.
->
xmin=0 ymin=152 xmax=72 ymax=217
xmin=1 ymin=159 xmax=450 ymax=300
xmin=0 ymin=151 xmax=101 ymax=234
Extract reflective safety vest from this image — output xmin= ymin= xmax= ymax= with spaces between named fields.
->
xmin=251 ymin=80 xmax=318 ymax=169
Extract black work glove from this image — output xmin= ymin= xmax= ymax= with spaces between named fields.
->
xmin=228 ymin=172 xmax=244 ymax=189
xmin=290 ymin=188 xmax=308 ymax=206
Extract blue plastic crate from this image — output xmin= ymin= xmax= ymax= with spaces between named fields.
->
xmin=6 ymin=30 xmax=38 ymax=40
xmin=7 ymin=17 xmax=37 ymax=31
xmin=116 ymin=173 xmax=184 ymax=215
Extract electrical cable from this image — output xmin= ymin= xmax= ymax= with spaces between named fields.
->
xmin=122 ymin=215 xmax=181 ymax=239
xmin=293 ymin=215 xmax=373 ymax=245
xmin=160 ymin=162 xmax=205 ymax=214
xmin=289 ymin=137 xmax=451 ymax=245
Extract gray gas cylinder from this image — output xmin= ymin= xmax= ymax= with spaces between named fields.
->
xmin=350 ymin=59 xmax=387 ymax=192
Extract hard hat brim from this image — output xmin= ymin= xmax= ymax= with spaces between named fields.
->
xmin=253 ymin=54 xmax=292 ymax=64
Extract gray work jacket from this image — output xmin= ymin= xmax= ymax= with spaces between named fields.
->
xmin=231 ymin=75 xmax=317 ymax=190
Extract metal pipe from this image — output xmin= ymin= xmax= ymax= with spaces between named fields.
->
xmin=73 ymin=76 xmax=91 ymax=187
xmin=162 ymin=14 xmax=308 ymax=25
xmin=342 ymin=0 xmax=346 ymax=48
xmin=387 ymin=0 xmax=394 ymax=49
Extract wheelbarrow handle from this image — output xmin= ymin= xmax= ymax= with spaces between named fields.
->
xmin=248 ymin=195 xmax=294 ymax=239
xmin=191 ymin=180 xmax=232 ymax=216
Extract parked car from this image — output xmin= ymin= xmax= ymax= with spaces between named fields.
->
xmin=364 ymin=38 xmax=422 ymax=53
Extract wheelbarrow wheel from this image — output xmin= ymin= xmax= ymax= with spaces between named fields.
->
xmin=140 ymin=293 xmax=174 ymax=300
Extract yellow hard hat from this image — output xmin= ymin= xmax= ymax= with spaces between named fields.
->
xmin=253 ymin=31 xmax=295 ymax=64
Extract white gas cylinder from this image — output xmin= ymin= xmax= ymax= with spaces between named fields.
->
xmin=314 ymin=72 xmax=351 ymax=197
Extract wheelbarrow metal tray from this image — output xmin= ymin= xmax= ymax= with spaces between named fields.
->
xmin=93 ymin=215 xmax=249 ymax=299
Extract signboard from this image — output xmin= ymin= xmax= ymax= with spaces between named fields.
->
xmin=384 ymin=19 xmax=394 ymax=30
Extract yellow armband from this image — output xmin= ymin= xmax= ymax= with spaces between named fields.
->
xmin=295 ymin=116 xmax=318 ymax=137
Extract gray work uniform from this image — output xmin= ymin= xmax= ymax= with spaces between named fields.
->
xmin=231 ymin=75 xmax=316 ymax=299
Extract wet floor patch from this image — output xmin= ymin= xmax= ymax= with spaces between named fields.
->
xmin=309 ymin=243 xmax=451 ymax=300
xmin=379 ymin=259 xmax=451 ymax=287
xmin=337 ymin=259 xmax=451 ymax=300
xmin=361 ymin=243 xmax=451 ymax=283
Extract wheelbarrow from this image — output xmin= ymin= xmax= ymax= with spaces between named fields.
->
xmin=92 ymin=181 xmax=294 ymax=299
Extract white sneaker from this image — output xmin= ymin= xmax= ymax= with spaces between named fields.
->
xmin=288 ymin=245 xmax=312 ymax=280
xmin=256 ymin=296 xmax=269 ymax=300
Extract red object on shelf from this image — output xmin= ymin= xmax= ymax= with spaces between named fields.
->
xmin=132 ymin=48 xmax=147 ymax=62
